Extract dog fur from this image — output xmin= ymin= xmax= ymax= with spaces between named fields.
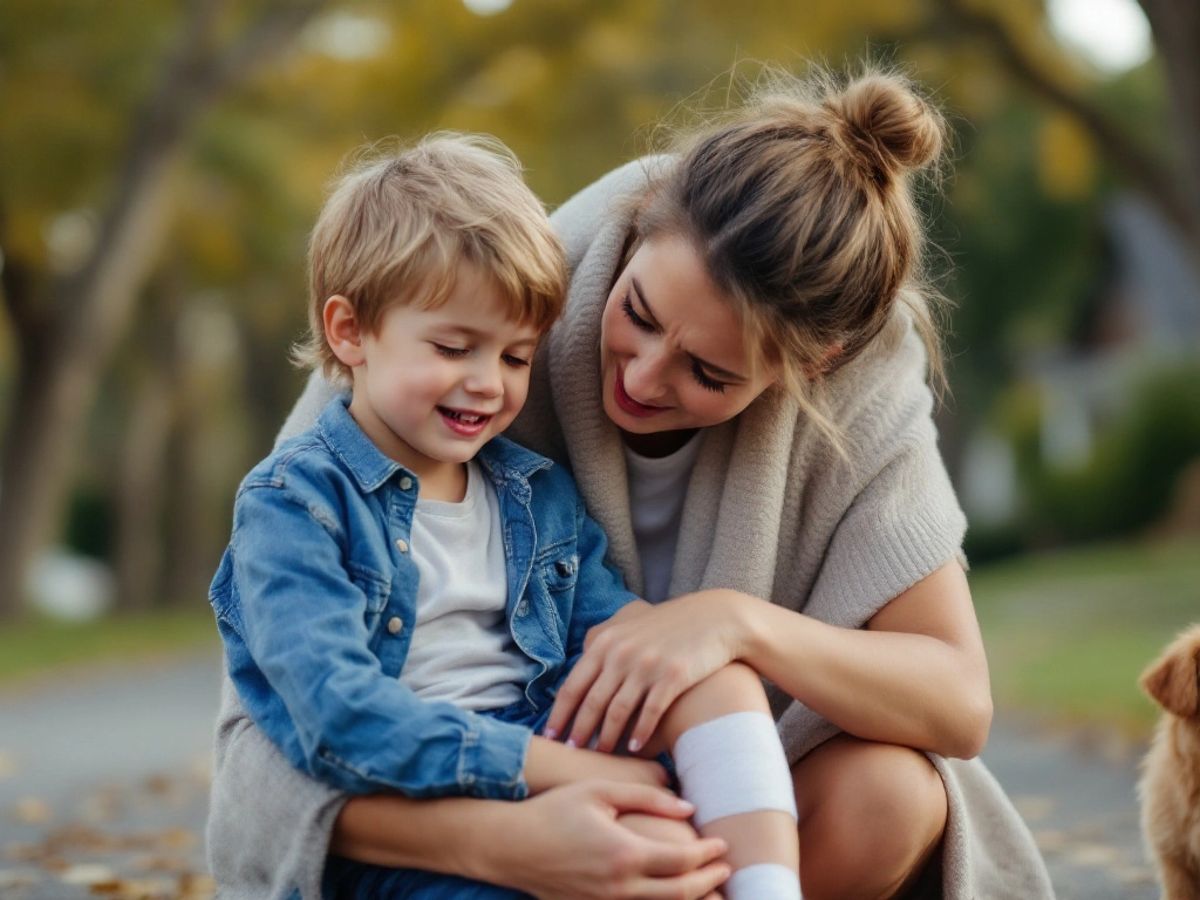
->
xmin=1140 ymin=624 xmax=1200 ymax=900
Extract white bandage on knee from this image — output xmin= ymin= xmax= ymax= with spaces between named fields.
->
xmin=725 ymin=863 xmax=803 ymax=900
xmin=672 ymin=710 xmax=798 ymax=827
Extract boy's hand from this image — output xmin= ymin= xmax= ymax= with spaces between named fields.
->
xmin=524 ymin=735 xmax=669 ymax=794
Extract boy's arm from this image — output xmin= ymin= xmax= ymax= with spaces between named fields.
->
xmin=221 ymin=483 xmax=531 ymax=799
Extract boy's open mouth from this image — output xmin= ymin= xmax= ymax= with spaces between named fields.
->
xmin=437 ymin=406 xmax=492 ymax=435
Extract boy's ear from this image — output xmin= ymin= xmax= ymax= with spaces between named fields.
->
xmin=324 ymin=295 xmax=366 ymax=368
xmin=1140 ymin=629 xmax=1200 ymax=718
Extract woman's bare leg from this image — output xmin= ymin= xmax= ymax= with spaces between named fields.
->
xmin=792 ymin=735 xmax=947 ymax=900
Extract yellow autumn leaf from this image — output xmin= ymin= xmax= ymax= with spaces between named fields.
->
xmin=1037 ymin=113 xmax=1097 ymax=201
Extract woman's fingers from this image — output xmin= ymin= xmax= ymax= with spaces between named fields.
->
xmin=566 ymin=666 xmax=625 ymax=748
xmin=544 ymin=653 xmax=601 ymax=739
xmin=595 ymin=678 xmax=647 ymax=753
xmin=590 ymin=780 xmax=693 ymax=817
xmin=630 ymin=862 xmax=732 ymax=898
xmin=628 ymin=677 xmax=683 ymax=755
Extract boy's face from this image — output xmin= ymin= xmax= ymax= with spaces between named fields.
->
xmin=344 ymin=264 xmax=540 ymax=482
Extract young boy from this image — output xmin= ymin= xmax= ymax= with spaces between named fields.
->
xmin=210 ymin=134 xmax=802 ymax=899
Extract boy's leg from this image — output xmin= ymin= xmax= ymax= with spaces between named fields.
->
xmin=647 ymin=662 xmax=801 ymax=899
xmin=326 ymin=858 xmax=529 ymax=899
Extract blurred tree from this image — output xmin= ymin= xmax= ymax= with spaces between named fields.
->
xmin=932 ymin=0 xmax=1200 ymax=263
xmin=0 ymin=0 xmax=324 ymax=617
xmin=1 ymin=0 xmax=1192 ymax=618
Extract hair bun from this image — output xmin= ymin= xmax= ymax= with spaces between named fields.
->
xmin=826 ymin=73 xmax=944 ymax=184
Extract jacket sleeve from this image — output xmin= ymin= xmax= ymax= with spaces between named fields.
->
xmin=221 ymin=483 xmax=532 ymax=799
xmin=207 ymin=675 xmax=345 ymax=900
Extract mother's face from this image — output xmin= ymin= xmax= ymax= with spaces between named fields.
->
xmin=599 ymin=235 xmax=777 ymax=441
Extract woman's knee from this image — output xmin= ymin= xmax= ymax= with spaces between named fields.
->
xmin=794 ymin=736 xmax=946 ymax=899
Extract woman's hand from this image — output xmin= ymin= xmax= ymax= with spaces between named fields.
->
xmin=493 ymin=781 xmax=731 ymax=900
xmin=545 ymin=589 xmax=759 ymax=753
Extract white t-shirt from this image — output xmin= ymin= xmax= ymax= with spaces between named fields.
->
xmin=623 ymin=433 xmax=704 ymax=604
xmin=400 ymin=462 xmax=532 ymax=711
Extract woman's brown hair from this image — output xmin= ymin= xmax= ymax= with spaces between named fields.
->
xmin=636 ymin=65 xmax=949 ymax=444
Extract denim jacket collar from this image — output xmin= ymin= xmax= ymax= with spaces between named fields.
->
xmin=316 ymin=394 xmax=553 ymax=496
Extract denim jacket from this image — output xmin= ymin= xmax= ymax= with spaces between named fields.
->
xmin=209 ymin=396 xmax=636 ymax=801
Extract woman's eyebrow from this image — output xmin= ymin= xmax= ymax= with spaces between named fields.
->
xmin=631 ymin=277 xmax=748 ymax=382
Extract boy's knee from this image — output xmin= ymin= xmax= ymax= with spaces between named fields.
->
xmin=688 ymin=662 xmax=770 ymax=712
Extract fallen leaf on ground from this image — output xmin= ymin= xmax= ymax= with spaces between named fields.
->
xmin=13 ymin=796 xmax=52 ymax=824
xmin=1066 ymin=842 xmax=1122 ymax=867
xmin=61 ymin=863 xmax=118 ymax=885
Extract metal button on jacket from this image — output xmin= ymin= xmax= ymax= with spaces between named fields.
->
xmin=387 ymin=616 xmax=404 ymax=635
xmin=399 ymin=476 xmax=413 ymax=491
xmin=395 ymin=538 xmax=409 ymax=553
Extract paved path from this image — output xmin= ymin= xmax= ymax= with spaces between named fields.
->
xmin=0 ymin=654 xmax=1163 ymax=898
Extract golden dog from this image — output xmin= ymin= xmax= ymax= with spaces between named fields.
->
xmin=1140 ymin=624 xmax=1200 ymax=900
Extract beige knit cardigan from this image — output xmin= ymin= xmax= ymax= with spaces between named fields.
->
xmin=206 ymin=159 xmax=1054 ymax=900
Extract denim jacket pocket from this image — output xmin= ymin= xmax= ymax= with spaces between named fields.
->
xmin=347 ymin=562 xmax=391 ymax=632
xmin=531 ymin=544 xmax=580 ymax=651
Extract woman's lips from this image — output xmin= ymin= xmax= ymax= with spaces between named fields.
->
xmin=613 ymin=368 xmax=668 ymax=418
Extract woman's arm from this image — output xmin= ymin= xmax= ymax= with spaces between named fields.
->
xmin=332 ymin=782 xmax=732 ymax=899
xmin=548 ymin=562 xmax=991 ymax=760
xmin=743 ymin=561 xmax=991 ymax=758
xmin=211 ymin=679 xmax=728 ymax=899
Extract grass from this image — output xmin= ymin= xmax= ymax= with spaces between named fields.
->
xmin=971 ymin=536 xmax=1200 ymax=738
xmin=0 ymin=607 xmax=218 ymax=688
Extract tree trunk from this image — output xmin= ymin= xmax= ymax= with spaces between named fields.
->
xmin=0 ymin=152 xmax=178 ymax=617
xmin=1138 ymin=0 xmax=1200 ymax=257
xmin=0 ymin=0 xmax=325 ymax=619
xmin=113 ymin=375 xmax=174 ymax=612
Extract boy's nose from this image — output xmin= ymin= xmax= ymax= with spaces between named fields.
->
xmin=465 ymin=360 xmax=503 ymax=398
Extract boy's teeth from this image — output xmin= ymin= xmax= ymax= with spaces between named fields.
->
xmin=444 ymin=409 xmax=484 ymax=424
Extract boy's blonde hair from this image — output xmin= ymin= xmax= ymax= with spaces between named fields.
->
xmin=294 ymin=133 xmax=566 ymax=381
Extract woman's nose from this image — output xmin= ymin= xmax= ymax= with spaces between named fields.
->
xmin=623 ymin=348 xmax=669 ymax=403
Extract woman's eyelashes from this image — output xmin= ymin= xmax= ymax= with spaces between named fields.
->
xmin=622 ymin=295 xmax=727 ymax=393
xmin=691 ymin=361 xmax=727 ymax=393
xmin=621 ymin=295 xmax=654 ymax=332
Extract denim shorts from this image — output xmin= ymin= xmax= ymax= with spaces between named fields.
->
xmin=321 ymin=698 xmax=550 ymax=899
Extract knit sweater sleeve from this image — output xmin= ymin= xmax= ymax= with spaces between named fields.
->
xmin=774 ymin=316 xmax=967 ymax=763
xmin=204 ymin=370 xmax=347 ymax=900
xmin=207 ymin=674 xmax=346 ymax=900
xmin=805 ymin=315 xmax=967 ymax=628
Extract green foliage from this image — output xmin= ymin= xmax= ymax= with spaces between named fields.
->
xmin=0 ymin=609 xmax=216 ymax=686
xmin=992 ymin=363 xmax=1200 ymax=547
xmin=972 ymin=537 xmax=1200 ymax=735
xmin=1032 ymin=364 xmax=1200 ymax=541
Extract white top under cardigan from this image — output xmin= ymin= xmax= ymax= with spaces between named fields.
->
xmin=623 ymin=433 xmax=703 ymax=604
xmin=206 ymin=157 xmax=1054 ymax=900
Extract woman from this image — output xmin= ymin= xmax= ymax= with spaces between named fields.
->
xmin=207 ymin=67 xmax=1053 ymax=899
